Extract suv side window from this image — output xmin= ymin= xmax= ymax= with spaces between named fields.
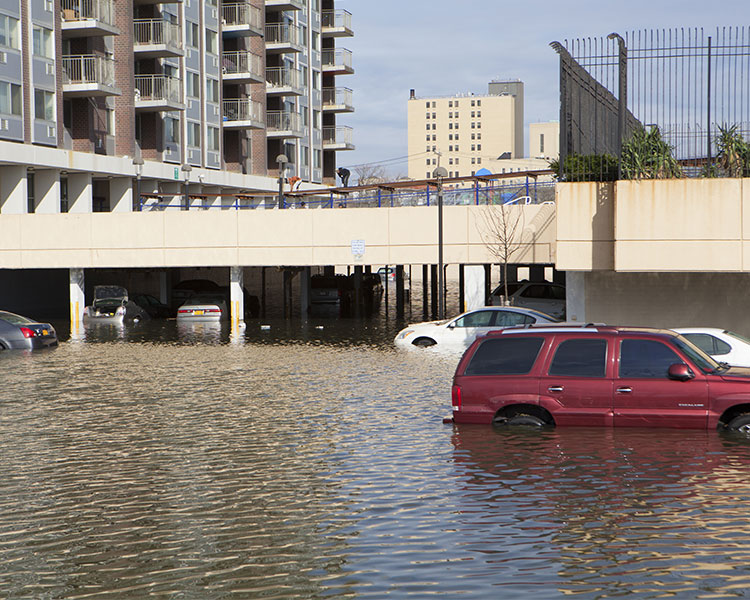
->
xmin=453 ymin=310 xmax=495 ymax=328
xmin=465 ymin=337 xmax=544 ymax=376
xmin=619 ymin=339 xmax=683 ymax=378
xmin=548 ymin=338 xmax=607 ymax=377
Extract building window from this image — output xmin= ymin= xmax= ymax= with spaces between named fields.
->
xmin=32 ymin=26 xmax=52 ymax=58
xmin=448 ymin=100 xmax=452 ymax=107
xmin=0 ymin=81 xmax=21 ymax=115
xmin=471 ymin=144 xmax=475 ymax=151
xmin=425 ymin=101 xmax=429 ymax=108
xmin=448 ymin=123 xmax=452 ymax=130
xmin=477 ymin=144 xmax=481 ymax=150
xmin=477 ymin=100 xmax=481 ymax=106
xmin=426 ymin=123 xmax=430 ymax=131
xmin=455 ymin=158 xmax=459 ymax=164
xmin=471 ymin=122 xmax=475 ymax=129
xmin=431 ymin=101 xmax=435 ymax=108
xmin=432 ymin=123 xmax=435 ymax=130
xmin=448 ymin=112 xmax=452 ymax=119
xmin=165 ymin=116 xmax=179 ymax=143
xmin=314 ymin=149 xmax=321 ymax=169
xmin=206 ymin=78 xmax=219 ymax=103
xmin=448 ymin=145 xmax=452 ymax=152
xmin=448 ymin=158 xmax=453 ymax=165
xmin=432 ymin=134 xmax=436 ymax=141
xmin=471 ymin=111 xmax=475 ymax=118
xmin=471 ymin=133 xmax=475 ymax=140
xmin=477 ymin=111 xmax=481 ymax=117
xmin=455 ymin=134 xmax=459 ymax=140
xmin=454 ymin=101 xmax=459 ymax=107
xmin=477 ymin=133 xmax=481 ymax=139
xmin=471 ymin=100 xmax=475 ymax=107
xmin=478 ymin=157 xmax=482 ymax=164
xmin=426 ymin=172 xmax=430 ymax=178
xmin=207 ymin=126 xmax=220 ymax=152
xmin=205 ymin=29 xmax=218 ymax=54
xmin=0 ymin=15 xmax=19 ymax=49
xmin=471 ymin=158 xmax=476 ymax=164
xmin=426 ymin=158 xmax=430 ymax=165
xmin=425 ymin=113 xmax=430 ymax=119
xmin=187 ymin=121 xmax=201 ymax=147
xmin=477 ymin=122 xmax=481 ymax=129
xmin=426 ymin=135 xmax=430 ymax=141
xmin=187 ymin=71 xmax=200 ymax=98
xmin=540 ymin=133 xmax=545 ymax=153
xmin=187 ymin=21 xmax=199 ymax=48
xmin=431 ymin=112 xmax=435 ymax=119
xmin=34 ymin=89 xmax=53 ymax=120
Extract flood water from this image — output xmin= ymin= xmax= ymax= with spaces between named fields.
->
xmin=3 ymin=314 xmax=750 ymax=598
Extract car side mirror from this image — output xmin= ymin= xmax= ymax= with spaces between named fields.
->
xmin=447 ymin=323 xmax=455 ymax=329
xmin=668 ymin=363 xmax=694 ymax=381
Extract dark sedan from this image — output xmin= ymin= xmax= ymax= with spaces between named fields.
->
xmin=0 ymin=311 xmax=58 ymax=350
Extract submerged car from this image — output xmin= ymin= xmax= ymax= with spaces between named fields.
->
xmin=0 ymin=310 xmax=58 ymax=350
xmin=451 ymin=324 xmax=750 ymax=432
xmin=489 ymin=281 xmax=566 ymax=320
xmin=176 ymin=294 xmax=228 ymax=322
xmin=83 ymin=286 xmax=147 ymax=324
xmin=394 ymin=306 xmax=560 ymax=349
xmin=132 ymin=293 xmax=171 ymax=319
xmin=673 ymin=327 xmax=750 ymax=367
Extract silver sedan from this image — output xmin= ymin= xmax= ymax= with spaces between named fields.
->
xmin=0 ymin=310 xmax=58 ymax=350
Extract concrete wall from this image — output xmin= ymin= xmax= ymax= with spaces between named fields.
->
xmin=0 ymin=204 xmax=556 ymax=269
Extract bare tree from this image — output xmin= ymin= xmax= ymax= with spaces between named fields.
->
xmin=353 ymin=164 xmax=387 ymax=186
xmin=476 ymin=203 xmax=525 ymax=304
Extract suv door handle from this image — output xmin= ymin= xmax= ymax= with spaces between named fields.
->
xmin=616 ymin=387 xmax=632 ymax=393
xmin=548 ymin=386 xmax=564 ymax=392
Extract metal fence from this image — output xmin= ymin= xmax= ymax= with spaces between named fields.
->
xmin=552 ymin=27 xmax=750 ymax=180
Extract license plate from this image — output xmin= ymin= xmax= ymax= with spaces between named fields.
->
xmin=194 ymin=310 xmax=204 ymax=315
xmin=41 ymin=330 xmax=48 ymax=336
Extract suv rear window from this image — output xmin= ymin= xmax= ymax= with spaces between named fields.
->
xmin=465 ymin=337 xmax=544 ymax=376
xmin=548 ymin=338 xmax=607 ymax=377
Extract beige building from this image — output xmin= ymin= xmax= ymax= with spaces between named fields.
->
xmin=529 ymin=121 xmax=559 ymax=160
xmin=407 ymin=80 xmax=524 ymax=180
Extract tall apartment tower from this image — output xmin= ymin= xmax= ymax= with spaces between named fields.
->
xmin=0 ymin=0 xmax=353 ymax=214
xmin=406 ymin=80 xmax=523 ymax=180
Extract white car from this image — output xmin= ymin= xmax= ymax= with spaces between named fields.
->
xmin=394 ymin=306 xmax=560 ymax=349
xmin=176 ymin=294 xmax=228 ymax=322
xmin=489 ymin=281 xmax=566 ymax=320
xmin=673 ymin=327 xmax=750 ymax=367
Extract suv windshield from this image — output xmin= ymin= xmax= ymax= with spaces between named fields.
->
xmin=671 ymin=335 xmax=722 ymax=373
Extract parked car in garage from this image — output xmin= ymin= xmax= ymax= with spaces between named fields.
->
xmin=131 ymin=293 xmax=171 ymax=319
xmin=673 ymin=328 xmax=750 ymax=367
xmin=171 ymin=279 xmax=222 ymax=313
xmin=176 ymin=294 xmax=228 ymax=322
xmin=83 ymin=286 xmax=148 ymax=325
xmin=394 ymin=306 xmax=560 ymax=349
xmin=489 ymin=281 xmax=566 ymax=320
xmin=0 ymin=310 xmax=58 ymax=350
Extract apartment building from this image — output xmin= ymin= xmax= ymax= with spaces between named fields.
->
xmin=406 ymin=80 xmax=524 ymax=180
xmin=0 ymin=0 xmax=353 ymax=214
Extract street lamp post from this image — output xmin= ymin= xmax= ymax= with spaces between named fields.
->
xmin=432 ymin=166 xmax=448 ymax=320
xmin=181 ymin=163 xmax=192 ymax=210
xmin=132 ymin=156 xmax=144 ymax=212
xmin=276 ymin=153 xmax=288 ymax=209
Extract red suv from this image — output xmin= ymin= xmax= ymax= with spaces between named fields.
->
xmin=451 ymin=325 xmax=750 ymax=432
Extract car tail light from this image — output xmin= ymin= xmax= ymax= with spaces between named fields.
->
xmin=205 ymin=308 xmax=221 ymax=313
xmin=451 ymin=384 xmax=462 ymax=410
xmin=177 ymin=309 xmax=190 ymax=314
xmin=20 ymin=327 xmax=36 ymax=339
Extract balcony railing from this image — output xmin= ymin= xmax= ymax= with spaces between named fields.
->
xmin=222 ymin=50 xmax=263 ymax=77
xmin=323 ymin=126 xmax=354 ymax=147
xmin=61 ymin=0 xmax=114 ymax=25
xmin=134 ymin=19 xmax=182 ymax=48
xmin=266 ymin=110 xmax=302 ymax=135
xmin=322 ymin=48 xmax=353 ymax=73
xmin=321 ymin=9 xmax=352 ymax=32
xmin=322 ymin=87 xmax=353 ymax=110
xmin=223 ymin=99 xmax=263 ymax=126
xmin=62 ymin=54 xmax=115 ymax=86
xmin=266 ymin=66 xmax=301 ymax=91
xmin=265 ymin=23 xmax=300 ymax=46
xmin=134 ymin=74 xmax=182 ymax=103
xmin=222 ymin=2 xmax=262 ymax=29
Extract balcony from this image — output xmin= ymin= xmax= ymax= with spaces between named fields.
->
xmin=62 ymin=54 xmax=120 ymax=97
xmin=322 ymin=87 xmax=353 ymax=113
xmin=265 ymin=23 xmax=303 ymax=54
xmin=221 ymin=2 xmax=262 ymax=37
xmin=266 ymin=110 xmax=303 ymax=138
xmin=322 ymin=48 xmax=354 ymax=75
xmin=134 ymin=75 xmax=185 ymax=112
xmin=133 ymin=0 xmax=182 ymax=5
xmin=323 ymin=126 xmax=354 ymax=151
xmin=321 ymin=9 xmax=352 ymax=37
xmin=265 ymin=67 xmax=303 ymax=97
xmin=222 ymin=51 xmax=263 ymax=84
xmin=223 ymin=99 xmax=264 ymax=129
xmin=61 ymin=0 xmax=119 ymax=37
xmin=265 ymin=0 xmax=303 ymax=11
xmin=133 ymin=19 xmax=184 ymax=58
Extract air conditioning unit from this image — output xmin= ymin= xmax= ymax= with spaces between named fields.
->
xmin=0 ymin=119 xmax=9 ymax=130
xmin=47 ymin=125 xmax=56 ymax=137
xmin=212 ymin=56 xmax=218 ymax=67
xmin=211 ymin=8 xmax=217 ymax=18
xmin=0 ymin=52 xmax=7 ymax=64
xmin=46 ymin=62 xmax=54 ymax=75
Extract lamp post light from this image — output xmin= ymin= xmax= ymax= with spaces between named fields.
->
xmin=181 ymin=163 xmax=192 ymax=210
xmin=132 ymin=156 xmax=144 ymax=212
xmin=432 ymin=166 xmax=448 ymax=320
xmin=276 ymin=153 xmax=288 ymax=209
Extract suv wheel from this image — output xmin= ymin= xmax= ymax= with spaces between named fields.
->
xmin=726 ymin=414 xmax=750 ymax=434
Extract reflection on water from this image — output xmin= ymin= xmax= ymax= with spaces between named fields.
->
xmin=2 ymin=319 xmax=750 ymax=598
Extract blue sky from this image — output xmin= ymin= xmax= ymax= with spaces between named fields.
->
xmin=337 ymin=0 xmax=747 ymax=177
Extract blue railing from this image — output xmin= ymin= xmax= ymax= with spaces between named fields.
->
xmin=137 ymin=179 xmax=556 ymax=211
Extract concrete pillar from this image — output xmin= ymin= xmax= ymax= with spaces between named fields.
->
xmin=70 ymin=268 xmax=85 ymax=339
xmin=422 ymin=264 xmax=429 ymax=320
xmin=395 ymin=265 xmax=405 ymax=318
xmin=0 ymin=165 xmax=27 ymax=213
xmin=566 ymin=271 xmax=586 ymax=323
xmin=459 ymin=264 xmax=465 ymax=313
xmin=464 ymin=265 xmax=486 ymax=311
xmin=109 ymin=177 xmax=133 ymax=213
xmin=35 ymin=169 xmax=61 ymax=213
xmin=300 ymin=266 xmax=311 ymax=317
xmin=230 ymin=266 xmax=244 ymax=328
xmin=159 ymin=270 xmax=168 ymax=305
xmin=430 ymin=264 xmax=438 ymax=319
xmin=353 ymin=265 xmax=363 ymax=318
xmin=68 ymin=173 xmax=93 ymax=213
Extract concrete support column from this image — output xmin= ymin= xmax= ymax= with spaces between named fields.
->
xmin=70 ymin=268 xmax=85 ymax=339
xmin=159 ymin=270 xmax=168 ymax=305
xmin=422 ymin=264 xmax=429 ymax=320
xmin=230 ymin=266 xmax=244 ymax=329
xmin=0 ymin=166 xmax=27 ymax=213
xmin=430 ymin=264 xmax=438 ymax=320
xmin=395 ymin=265 xmax=405 ymax=318
xmin=464 ymin=265 xmax=487 ymax=311
xmin=109 ymin=177 xmax=133 ymax=213
xmin=300 ymin=266 xmax=311 ymax=317
xmin=35 ymin=169 xmax=61 ymax=213
xmin=353 ymin=265 xmax=363 ymax=318
xmin=68 ymin=173 xmax=93 ymax=213
xmin=566 ymin=271 xmax=586 ymax=323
